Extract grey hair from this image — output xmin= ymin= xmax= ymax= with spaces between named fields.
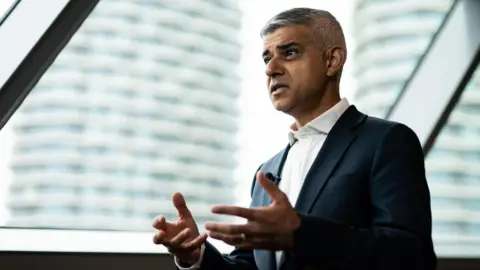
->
xmin=260 ymin=8 xmax=346 ymax=54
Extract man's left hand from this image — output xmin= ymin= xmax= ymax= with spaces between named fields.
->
xmin=205 ymin=171 xmax=301 ymax=250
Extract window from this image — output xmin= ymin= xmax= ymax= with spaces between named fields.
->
xmin=352 ymin=1 xmax=454 ymax=118
xmin=0 ymin=0 xmax=478 ymax=266
xmin=426 ymin=65 xmax=480 ymax=256
xmin=385 ymin=0 xmax=480 ymax=258
xmin=3 ymin=33 xmax=240 ymax=231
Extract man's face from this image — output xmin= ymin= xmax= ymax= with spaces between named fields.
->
xmin=262 ymin=25 xmax=327 ymax=115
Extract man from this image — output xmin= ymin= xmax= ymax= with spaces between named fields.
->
xmin=152 ymin=8 xmax=436 ymax=270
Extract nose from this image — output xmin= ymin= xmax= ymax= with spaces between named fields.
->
xmin=265 ymin=57 xmax=284 ymax=78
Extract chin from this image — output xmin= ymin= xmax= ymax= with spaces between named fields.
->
xmin=272 ymin=101 xmax=293 ymax=114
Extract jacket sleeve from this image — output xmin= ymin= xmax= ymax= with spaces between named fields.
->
xmin=288 ymin=123 xmax=436 ymax=270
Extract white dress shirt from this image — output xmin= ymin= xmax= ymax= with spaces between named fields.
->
xmin=275 ymin=98 xmax=349 ymax=265
xmin=176 ymin=98 xmax=350 ymax=269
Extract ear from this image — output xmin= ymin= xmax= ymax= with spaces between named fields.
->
xmin=325 ymin=46 xmax=346 ymax=77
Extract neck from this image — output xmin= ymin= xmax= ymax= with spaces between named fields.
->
xmin=294 ymin=86 xmax=341 ymax=128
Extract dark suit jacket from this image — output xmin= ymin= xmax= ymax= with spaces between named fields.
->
xmin=198 ymin=105 xmax=436 ymax=270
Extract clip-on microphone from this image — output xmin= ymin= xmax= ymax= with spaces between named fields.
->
xmin=265 ymin=172 xmax=281 ymax=185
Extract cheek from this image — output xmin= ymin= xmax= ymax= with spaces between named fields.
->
xmin=300 ymin=63 xmax=324 ymax=85
xmin=290 ymin=66 xmax=313 ymax=87
xmin=289 ymin=67 xmax=325 ymax=98
xmin=292 ymin=62 xmax=317 ymax=79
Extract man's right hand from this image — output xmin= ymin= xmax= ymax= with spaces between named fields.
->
xmin=152 ymin=192 xmax=208 ymax=266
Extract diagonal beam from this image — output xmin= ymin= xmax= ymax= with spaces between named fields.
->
xmin=0 ymin=0 xmax=100 ymax=131
xmin=386 ymin=0 xmax=480 ymax=154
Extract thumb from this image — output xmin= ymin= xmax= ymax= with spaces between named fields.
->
xmin=257 ymin=171 xmax=285 ymax=203
xmin=172 ymin=192 xmax=193 ymax=219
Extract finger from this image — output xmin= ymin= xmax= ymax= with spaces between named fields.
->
xmin=204 ymin=222 xmax=264 ymax=236
xmin=169 ymin=228 xmax=191 ymax=247
xmin=169 ymin=233 xmax=208 ymax=254
xmin=153 ymin=216 xmax=178 ymax=232
xmin=257 ymin=171 xmax=287 ymax=202
xmin=181 ymin=233 xmax=208 ymax=250
xmin=172 ymin=192 xmax=193 ymax=219
xmin=176 ymin=219 xmax=187 ymax=228
xmin=153 ymin=230 xmax=170 ymax=245
xmin=207 ymin=231 xmax=245 ymax=246
xmin=152 ymin=216 xmax=166 ymax=230
xmin=234 ymin=236 xmax=271 ymax=250
xmin=211 ymin=205 xmax=261 ymax=221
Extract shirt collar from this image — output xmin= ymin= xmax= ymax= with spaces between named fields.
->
xmin=288 ymin=98 xmax=350 ymax=145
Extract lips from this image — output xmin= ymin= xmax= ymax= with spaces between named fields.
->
xmin=270 ymin=83 xmax=289 ymax=93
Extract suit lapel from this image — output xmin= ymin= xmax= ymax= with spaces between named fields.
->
xmin=294 ymin=105 xmax=365 ymax=214
xmin=254 ymin=144 xmax=291 ymax=270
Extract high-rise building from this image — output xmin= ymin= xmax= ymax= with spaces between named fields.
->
xmin=6 ymin=0 xmax=243 ymax=231
xmin=353 ymin=0 xmax=480 ymax=247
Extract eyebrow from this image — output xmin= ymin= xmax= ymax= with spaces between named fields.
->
xmin=262 ymin=41 xmax=300 ymax=57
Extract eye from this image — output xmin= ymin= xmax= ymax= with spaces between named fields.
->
xmin=263 ymin=57 xmax=271 ymax=64
xmin=285 ymin=49 xmax=298 ymax=57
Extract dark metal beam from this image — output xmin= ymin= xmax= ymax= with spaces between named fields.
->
xmin=0 ymin=0 xmax=21 ymax=26
xmin=0 ymin=0 xmax=100 ymax=131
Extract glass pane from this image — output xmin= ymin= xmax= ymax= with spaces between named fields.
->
xmin=1 ymin=0 xmax=474 ymax=258
xmin=426 ymin=64 xmax=480 ymax=254
xmin=352 ymin=1 xmax=454 ymax=118
xmin=0 ymin=0 xmax=243 ymax=231
xmin=0 ymin=0 xmax=360 ymax=235
xmin=0 ymin=0 xmax=18 ymax=24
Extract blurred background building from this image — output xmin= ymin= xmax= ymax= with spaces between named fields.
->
xmin=5 ymin=0 xmax=243 ymax=231
xmin=353 ymin=1 xmax=453 ymax=117
xmin=353 ymin=0 xmax=480 ymax=247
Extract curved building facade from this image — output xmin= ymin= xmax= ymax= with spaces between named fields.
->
xmin=354 ymin=0 xmax=480 ymax=248
xmin=6 ymin=0 xmax=242 ymax=231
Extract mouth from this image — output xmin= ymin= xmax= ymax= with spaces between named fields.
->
xmin=270 ymin=83 xmax=289 ymax=94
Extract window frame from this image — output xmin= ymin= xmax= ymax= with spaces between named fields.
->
xmin=386 ymin=0 xmax=480 ymax=154
xmin=0 ymin=0 xmax=21 ymax=26
xmin=0 ymin=0 xmax=99 ymax=130
xmin=0 ymin=0 xmax=477 ymax=266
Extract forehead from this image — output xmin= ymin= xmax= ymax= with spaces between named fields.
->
xmin=262 ymin=25 xmax=311 ymax=49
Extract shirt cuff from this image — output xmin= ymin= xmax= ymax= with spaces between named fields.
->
xmin=174 ymin=243 xmax=205 ymax=269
